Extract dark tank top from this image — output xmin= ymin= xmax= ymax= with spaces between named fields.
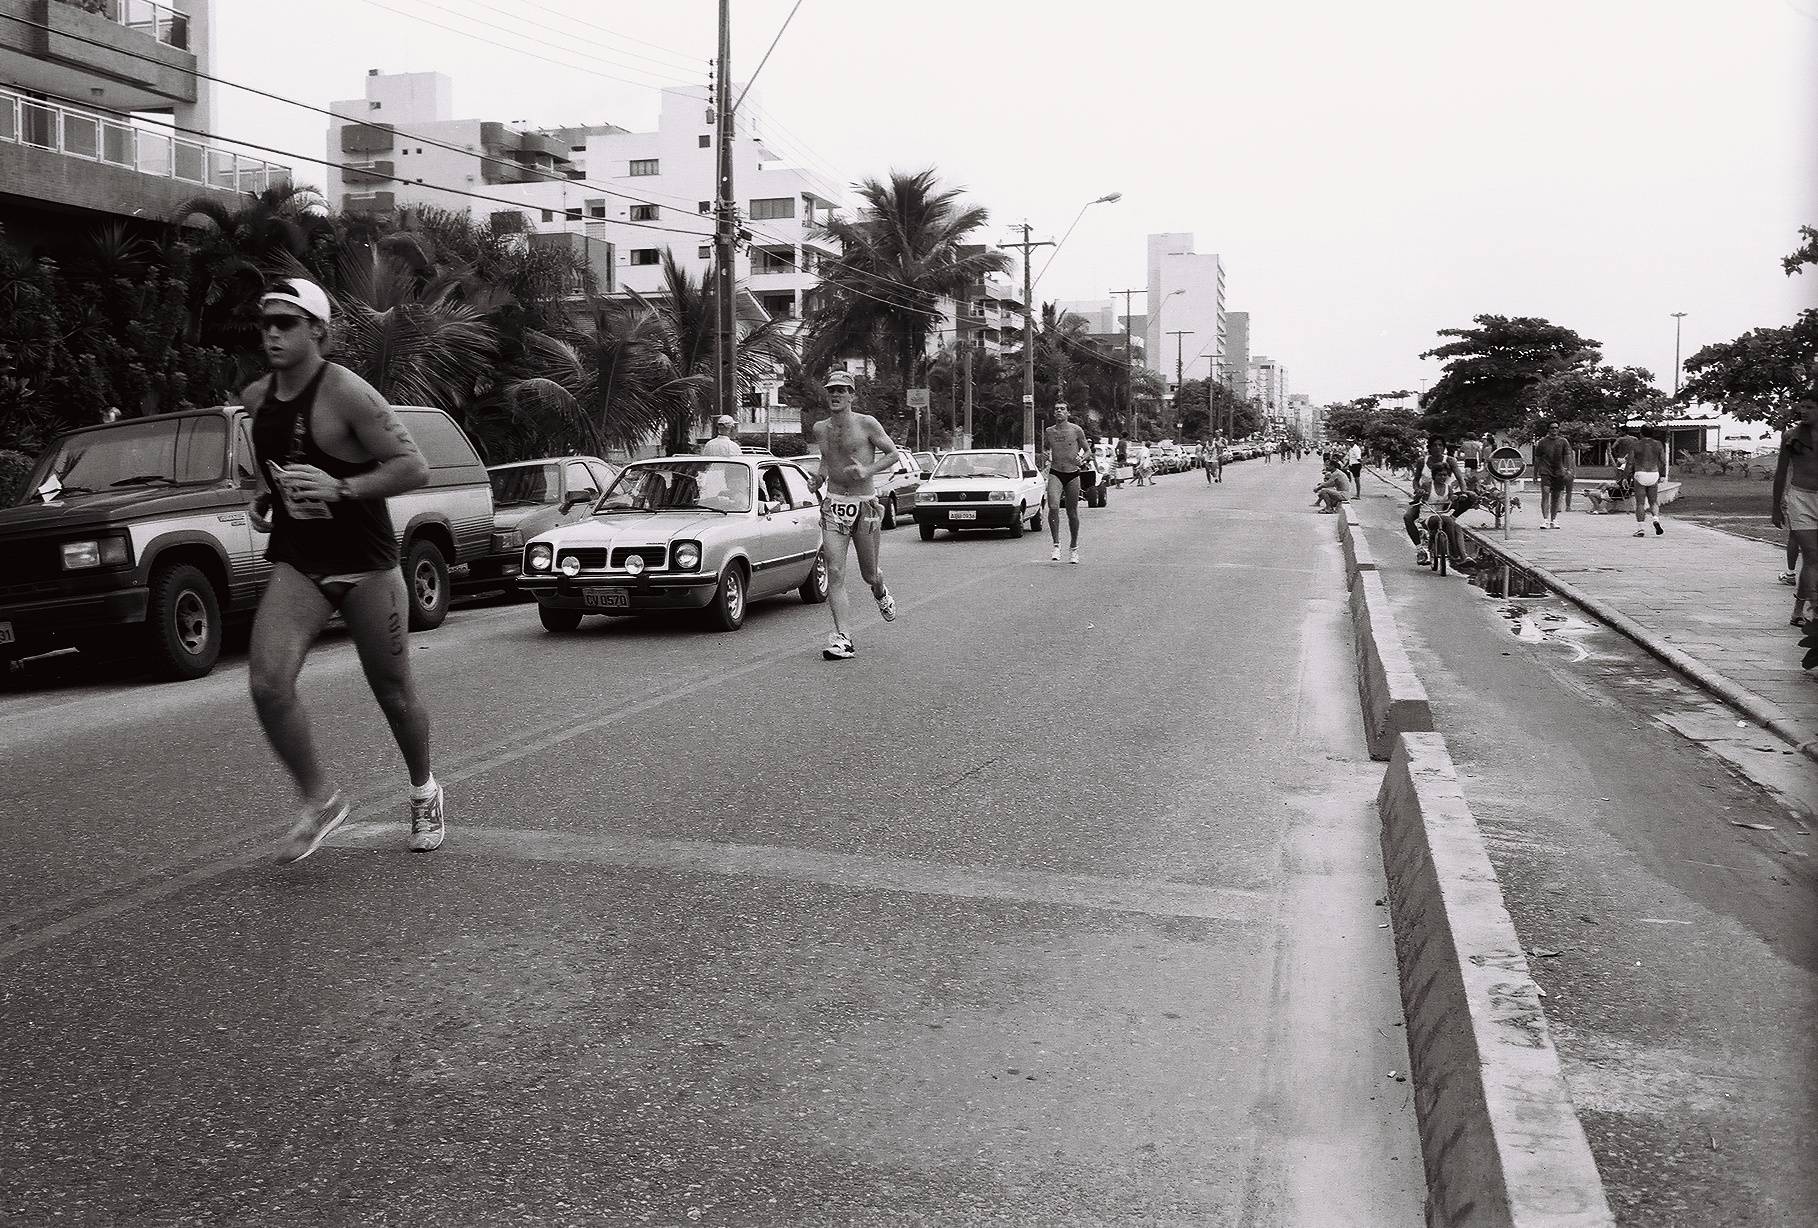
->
xmin=250 ymin=363 xmax=399 ymax=573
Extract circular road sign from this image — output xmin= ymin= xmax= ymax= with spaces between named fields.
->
xmin=1487 ymin=446 xmax=1525 ymax=480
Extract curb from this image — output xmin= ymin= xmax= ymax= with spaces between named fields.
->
xmin=1378 ymin=734 xmax=1616 ymax=1228
xmin=1364 ymin=467 xmax=1818 ymax=767
xmin=1348 ymin=568 xmax=1435 ymax=760
xmin=1340 ymin=503 xmax=1378 ymax=590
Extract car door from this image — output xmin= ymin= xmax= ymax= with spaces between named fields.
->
xmin=776 ymin=463 xmax=822 ymax=587
xmin=748 ymin=463 xmax=800 ymax=597
xmin=227 ymin=416 xmax=270 ymax=608
xmin=1020 ymin=457 xmax=1043 ymax=507
xmin=561 ymin=460 xmax=601 ymax=526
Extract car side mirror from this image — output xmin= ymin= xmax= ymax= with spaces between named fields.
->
xmin=562 ymin=490 xmax=597 ymax=512
xmin=761 ymin=499 xmax=784 ymax=516
xmin=920 ymin=471 xmax=931 ymax=481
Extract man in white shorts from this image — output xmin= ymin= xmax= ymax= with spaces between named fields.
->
xmin=1630 ymin=427 xmax=1669 ymax=536
xmin=808 ymin=371 xmax=906 ymax=660
xmin=1771 ymin=390 xmax=1818 ymax=627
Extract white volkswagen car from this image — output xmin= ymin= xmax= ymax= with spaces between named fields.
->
xmin=911 ymin=449 xmax=1047 ymax=540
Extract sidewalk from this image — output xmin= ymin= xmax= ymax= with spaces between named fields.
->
xmin=1367 ymin=470 xmax=1818 ymax=761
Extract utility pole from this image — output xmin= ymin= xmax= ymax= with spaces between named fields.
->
xmin=1671 ymin=311 xmax=1688 ymax=396
xmin=712 ymin=0 xmax=738 ymax=426
xmin=1168 ymin=330 xmax=1191 ymax=388
xmin=1006 ymin=223 xmax=1055 ymax=452
xmin=1111 ymin=286 xmax=1143 ymax=442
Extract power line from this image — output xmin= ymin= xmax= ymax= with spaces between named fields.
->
xmin=439 ymin=0 xmax=708 ymax=78
xmin=506 ymin=0 xmax=709 ymax=70
xmin=733 ymin=0 xmax=807 ymax=115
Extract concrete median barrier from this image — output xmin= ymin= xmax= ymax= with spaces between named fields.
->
xmin=1349 ymin=570 xmax=1434 ymax=760
xmin=1339 ymin=507 xmax=1378 ymax=589
xmin=1378 ymin=733 xmax=1615 ymax=1228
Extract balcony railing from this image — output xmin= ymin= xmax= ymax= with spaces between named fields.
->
xmin=0 ymin=88 xmax=289 ymax=195
xmin=56 ymin=0 xmax=190 ymax=50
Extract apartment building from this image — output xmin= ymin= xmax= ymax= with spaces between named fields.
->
xmin=0 ymin=0 xmax=286 ymax=252
xmin=1249 ymin=356 xmax=1287 ymax=423
xmin=1144 ymin=233 xmax=1225 ymax=387
xmin=1284 ymin=392 xmax=1315 ymax=439
xmin=325 ymin=74 xmax=843 ymax=326
xmin=1222 ymin=311 xmax=1250 ymax=396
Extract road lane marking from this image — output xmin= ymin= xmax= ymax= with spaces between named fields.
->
xmin=0 ymin=568 xmax=1007 ymax=963
xmin=331 ymin=822 xmax=1270 ymax=923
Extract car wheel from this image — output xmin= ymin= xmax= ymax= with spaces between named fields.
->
xmin=881 ymin=497 xmax=897 ymax=530
xmin=145 ymin=562 xmax=222 ymax=681
xmin=919 ymin=522 xmax=936 ymax=541
xmin=538 ymin=603 xmax=583 ymax=632
xmin=1030 ymin=500 xmax=1046 ymax=531
xmin=405 ymin=539 xmax=450 ymax=631
xmin=708 ymin=562 xmax=747 ymax=631
xmin=799 ymin=554 xmax=830 ymax=604
xmin=1009 ymin=504 xmax=1025 ymax=538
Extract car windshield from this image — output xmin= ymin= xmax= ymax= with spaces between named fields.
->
xmin=600 ymin=460 xmax=752 ymax=513
xmin=19 ymin=416 xmax=227 ymax=505
xmin=490 ymin=463 xmax=559 ymax=506
xmin=933 ymin=453 xmax=1019 ymax=480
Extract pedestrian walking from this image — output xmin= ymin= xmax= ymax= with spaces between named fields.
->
xmin=700 ymin=414 xmax=742 ymax=456
xmin=1630 ymin=426 xmax=1669 ymax=537
xmin=808 ymin=371 xmax=903 ymax=660
xmin=1133 ymin=442 xmax=1153 ymax=486
xmin=1771 ymin=392 xmax=1818 ymax=626
xmin=1204 ymin=434 xmax=1222 ymax=484
xmin=1344 ymin=440 xmax=1364 ymax=494
xmin=1043 ymin=405 xmax=1090 ymax=563
xmin=1533 ymin=421 xmax=1574 ymax=529
xmin=243 ymin=278 xmax=443 ymax=863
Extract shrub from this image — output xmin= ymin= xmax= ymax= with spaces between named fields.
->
xmin=0 ymin=448 xmax=38 ymax=505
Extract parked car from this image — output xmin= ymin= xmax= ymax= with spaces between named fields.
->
xmin=468 ymin=456 xmax=618 ymax=592
xmin=912 ymin=451 xmax=938 ymax=478
xmin=911 ymin=449 xmax=1047 ymax=540
xmin=0 ymin=404 xmax=492 ymax=679
xmin=518 ymin=455 xmax=828 ymax=633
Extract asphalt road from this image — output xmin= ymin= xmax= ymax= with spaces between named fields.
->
xmin=1355 ymin=482 xmax=1818 ymax=1228
xmin=2 ymin=462 xmax=1424 ymax=1227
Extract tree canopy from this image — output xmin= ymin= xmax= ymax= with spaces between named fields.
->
xmin=1680 ymin=227 xmax=1818 ymax=429
xmin=1526 ymin=364 xmax=1667 ymax=443
xmin=1419 ymin=315 xmax=1601 ymax=438
xmin=1321 ymin=393 xmax=1422 ymax=469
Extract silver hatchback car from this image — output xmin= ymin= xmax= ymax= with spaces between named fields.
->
xmin=518 ymin=456 xmax=829 ymax=632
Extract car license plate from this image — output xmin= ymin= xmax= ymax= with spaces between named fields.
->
xmin=949 ymin=510 xmax=977 ymax=520
xmin=583 ymin=588 xmax=629 ymax=609
xmin=0 ymin=621 xmax=12 ymax=645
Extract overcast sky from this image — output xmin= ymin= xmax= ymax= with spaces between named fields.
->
xmin=220 ymin=0 xmax=1818 ymax=405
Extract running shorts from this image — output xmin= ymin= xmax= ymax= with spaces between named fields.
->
xmin=820 ymin=492 xmax=881 ymax=537
xmin=1785 ymin=485 xmax=1818 ymax=532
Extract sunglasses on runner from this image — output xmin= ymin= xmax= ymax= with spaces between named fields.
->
xmin=259 ymin=315 xmax=308 ymax=333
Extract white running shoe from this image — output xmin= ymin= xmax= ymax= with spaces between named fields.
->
xmin=409 ymin=783 xmax=445 ymax=852
xmin=822 ymin=632 xmax=855 ymax=660
xmin=282 ymin=791 xmax=350 ymax=864
xmin=1069 ymin=548 xmax=1080 ymax=564
xmin=876 ymin=589 xmax=896 ymax=621
xmin=1051 ymin=545 xmax=1061 ymax=561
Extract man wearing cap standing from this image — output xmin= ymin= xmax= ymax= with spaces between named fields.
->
xmin=242 ymin=277 xmax=445 ymax=863
xmin=700 ymin=414 xmax=743 ymax=457
xmin=809 ymin=371 xmax=904 ymax=660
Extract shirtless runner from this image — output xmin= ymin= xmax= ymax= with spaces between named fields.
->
xmin=1044 ymin=405 xmax=1090 ymax=563
xmin=242 ymin=277 xmax=443 ymax=863
xmin=809 ymin=371 xmax=905 ymax=660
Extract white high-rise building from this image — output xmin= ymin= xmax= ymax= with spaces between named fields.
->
xmin=1144 ymin=233 xmax=1225 ymax=388
xmin=1249 ymin=356 xmax=1287 ymax=423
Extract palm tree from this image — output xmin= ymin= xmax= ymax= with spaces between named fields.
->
xmin=802 ymin=169 xmax=1010 ymax=390
xmin=330 ymin=239 xmax=501 ymax=413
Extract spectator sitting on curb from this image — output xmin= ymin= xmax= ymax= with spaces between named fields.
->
xmin=1314 ymin=457 xmax=1353 ymax=512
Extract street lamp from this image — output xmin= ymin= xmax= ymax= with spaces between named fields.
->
xmin=1671 ymin=311 xmax=1688 ymax=396
xmin=1020 ymin=192 xmax=1121 ymax=453
xmin=1034 ymin=192 xmax=1122 ymax=288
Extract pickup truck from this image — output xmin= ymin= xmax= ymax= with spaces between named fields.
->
xmin=1 ymin=405 xmax=493 ymax=680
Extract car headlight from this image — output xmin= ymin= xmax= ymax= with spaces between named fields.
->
xmin=671 ymin=541 xmax=701 ymax=571
xmin=60 ymin=536 xmax=130 ymax=570
xmin=526 ymin=543 xmax=553 ymax=572
xmin=491 ymin=529 xmax=523 ymax=553
xmin=988 ymin=490 xmax=1014 ymax=502
xmin=558 ymin=554 xmax=582 ymax=576
xmin=915 ymin=491 xmax=937 ymax=504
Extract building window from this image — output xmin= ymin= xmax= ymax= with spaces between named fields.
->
xmin=565 ymin=207 xmax=582 ymax=221
xmin=749 ymin=197 xmax=795 ymax=221
xmin=585 ymin=198 xmax=606 ymax=218
xmin=699 ymin=134 xmax=711 ymax=148
xmin=698 ymin=245 xmax=712 ymax=259
xmin=629 ymin=249 xmax=661 ymax=266
xmin=705 ymin=109 xmax=715 ymax=124
xmin=629 ymin=204 xmax=660 ymax=221
xmin=629 ymin=158 xmax=659 ymax=176
xmin=752 ymin=249 xmax=796 ymax=274
xmin=541 ymin=210 xmax=554 ymax=222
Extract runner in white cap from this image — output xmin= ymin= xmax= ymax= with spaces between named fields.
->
xmin=700 ymin=414 xmax=743 ymax=456
xmin=808 ymin=371 xmax=904 ymax=659
xmin=242 ymin=277 xmax=445 ymax=862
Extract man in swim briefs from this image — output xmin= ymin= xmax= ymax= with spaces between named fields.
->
xmin=809 ymin=371 xmax=904 ymax=660
xmin=243 ymin=277 xmax=443 ymax=863
xmin=1044 ymin=404 xmax=1090 ymax=563
xmin=1629 ymin=426 xmax=1669 ymax=536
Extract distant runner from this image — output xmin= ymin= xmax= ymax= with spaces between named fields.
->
xmin=1533 ymin=421 xmax=1574 ymax=529
xmin=243 ymin=277 xmax=443 ymax=863
xmin=1044 ymin=405 xmax=1090 ymax=564
xmin=1772 ymin=391 xmax=1818 ymax=627
xmin=808 ymin=371 xmax=903 ymax=660
xmin=1630 ymin=427 xmax=1668 ymax=537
